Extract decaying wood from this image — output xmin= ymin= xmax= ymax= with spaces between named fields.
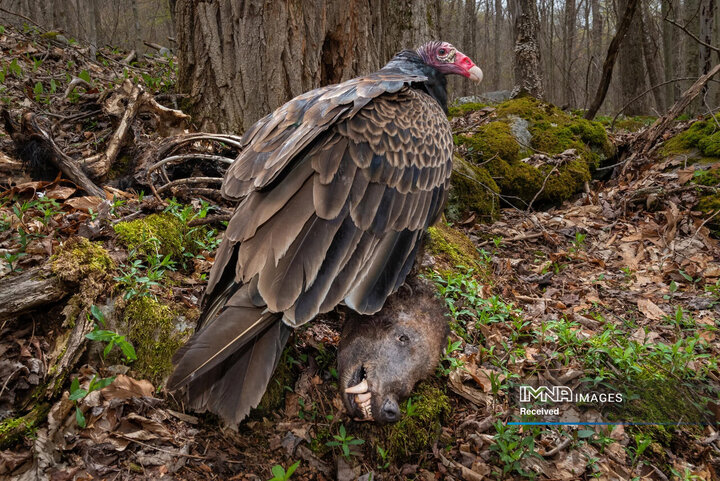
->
xmin=44 ymin=308 xmax=96 ymax=398
xmin=82 ymin=81 xmax=143 ymax=178
xmin=637 ymin=63 xmax=720 ymax=154
xmin=2 ymin=110 xmax=106 ymax=198
xmin=0 ymin=266 xmax=68 ymax=321
xmin=137 ymin=132 xmax=242 ymax=200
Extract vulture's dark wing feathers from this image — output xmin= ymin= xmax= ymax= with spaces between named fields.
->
xmin=170 ymin=71 xmax=453 ymax=424
xmin=218 ymin=78 xmax=453 ymax=324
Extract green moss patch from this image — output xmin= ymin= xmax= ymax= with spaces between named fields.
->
xmin=385 ymin=383 xmax=451 ymax=460
xmin=447 ymin=155 xmax=500 ymax=222
xmin=452 ymin=97 xmax=613 ymax=210
xmin=50 ymin=237 xmax=114 ymax=283
xmin=121 ymin=296 xmax=193 ymax=384
xmin=448 ymin=101 xmax=488 ymax=118
xmin=114 ymin=212 xmax=200 ymax=260
xmin=0 ymin=404 xmax=49 ymax=449
xmin=426 ymin=223 xmax=484 ymax=276
xmin=661 ymin=120 xmax=720 ymax=159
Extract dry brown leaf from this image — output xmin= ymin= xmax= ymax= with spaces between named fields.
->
xmin=64 ymin=195 xmax=103 ymax=213
xmin=637 ymin=298 xmax=665 ymax=321
xmin=102 ymin=374 xmax=154 ymax=400
xmin=44 ymin=185 xmax=77 ymax=200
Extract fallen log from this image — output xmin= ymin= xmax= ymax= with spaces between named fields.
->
xmin=0 ymin=266 xmax=68 ymax=321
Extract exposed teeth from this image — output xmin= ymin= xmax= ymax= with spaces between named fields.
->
xmin=355 ymin=392 xmax=371 ymax=402
xmin=345 ymin=378 xmax=368 ymax=394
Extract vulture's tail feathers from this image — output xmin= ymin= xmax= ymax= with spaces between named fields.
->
xmin=168 ymin=283 xmax=289 ymax=425
xmin=184 ymin=317 xmax=290 ymax=426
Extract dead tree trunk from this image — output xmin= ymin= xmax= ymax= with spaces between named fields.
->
xmin=511 ymin=0 xmax=544 ymax=98
xmin=175 ymin=0 xmax=439 ymax=134
xmin=584 ymin=0 xmax=640 ymax=119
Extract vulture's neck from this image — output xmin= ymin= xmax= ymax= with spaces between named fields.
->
xmin=381 ymin=50 xmax=449 ymax=113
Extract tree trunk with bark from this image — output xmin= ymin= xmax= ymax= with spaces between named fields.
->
xmin=700 ymin=0 xmax=716 ymax=99
xmin=618 ymin=0 xmax=647 ymax=115
xmin=562 ymin=0 xmax=576 ymax=106
xmin=585 ymin=0 xmax=640 ymax=119
xmin=590 ymin=0 xmax=603 ymax=102
xmin=511 ymin=0 xmax=544 ymax=98
xmin=462 ymin=0 xmax=478 ymax=96
xmin=661 ymin=0 xmax=677 ymax=105
xmin=639 ymin=0 xmax=665 ymax=112
xmin=493 ymin=0 xmax=503 ymax=90
xmin=175 ymin=0 xmax=439 ymax=134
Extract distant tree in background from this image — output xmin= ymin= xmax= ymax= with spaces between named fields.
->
xmin=1 ymin=0 xmax=718 ymax=120
xmin=510 ymin=0 xmax=545 ymax=98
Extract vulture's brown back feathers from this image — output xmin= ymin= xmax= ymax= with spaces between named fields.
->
xmin=171 ymin=68 xmax=454 ymax=426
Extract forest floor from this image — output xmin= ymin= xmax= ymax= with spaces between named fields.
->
xmin=0 ymin=23 xmax=719 ymax=481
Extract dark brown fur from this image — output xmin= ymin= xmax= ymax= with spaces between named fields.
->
xmin=337 ymin=276 xmax=449 ymax=423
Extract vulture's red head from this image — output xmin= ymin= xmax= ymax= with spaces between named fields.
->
xmin=417 ymin=41 xmax=484 ymax=83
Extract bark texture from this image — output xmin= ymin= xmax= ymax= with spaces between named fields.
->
xmin=619 ymin=0 xmax=647 ymax=115
xmin=584 ymin=0 xmax=640 ymax=119
xmin=511 ymin=0 xmax=544 ymax=98
xmin=175 ymin=0 xmax=439 ymax=134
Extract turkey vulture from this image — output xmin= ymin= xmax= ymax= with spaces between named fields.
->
xmin=168 ymin=41 xmax=483 ymax=425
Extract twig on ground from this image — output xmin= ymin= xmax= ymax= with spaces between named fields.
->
xmin=527 ymin=166 xmax=558 ymax=212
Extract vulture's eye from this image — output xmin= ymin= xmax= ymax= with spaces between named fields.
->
xmin=438 ymin=48 xmax=446 ymax=56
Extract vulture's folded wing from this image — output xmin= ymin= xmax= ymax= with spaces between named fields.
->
xmin=207 ymin=82 xmax=453 ymax=326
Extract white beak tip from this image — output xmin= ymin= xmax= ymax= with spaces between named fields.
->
xmin=468 ymin=65 xmax=484 ymax=83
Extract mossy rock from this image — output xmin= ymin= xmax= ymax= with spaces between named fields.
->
xmin=385 ymin=382 xmax=450 ymax=461
xmin=448 ymin=101 xmax=488 ymax=118
xmin=121 ymin=296 xmax=194 ymax=384
xmin=453 ymin=97 xmax=612 ymax=209
xmin=456 ymin=121 xmax=523 ymax=162
xmin=661 ymin=120 xmax=720 ymax=159
xmin=447 ymin=155 xmax=500 ymax=222
xmin=114 ymin=212 xmax=201 ymax=260
xmin=425 ymin=223 xmax=484 ymax=277
xmin=50 ymin=237 xmax=114 ymax=283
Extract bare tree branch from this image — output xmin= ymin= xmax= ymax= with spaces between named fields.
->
xmin=664 ymin=17 xmax=720 ymax=53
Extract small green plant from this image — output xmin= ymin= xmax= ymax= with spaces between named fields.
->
xmin=2 ymin=252 xmax=25 ymax=272
xmin=569 ymin=232 xmax=587 ymax=253
xmin=69 ymin=374 xmax=115 ymax=427
xmin=490 ymin=421 xmax=541 ymax=477
xmin=267 ymin=461 xmax=300 ymax=481
xmin=85 ymin=305 xmax=137 ymax=362
xmin=297 ymin=397 xmax=317 ymax=421
xmin=629 ymin=433 xmax=653 ymax=470
xmin=376 ymin=445 xmax=390 ymax=470
xmin=437 ymin=338 xmax=464 ymax=376
xmin=326 ymin=424 xmax=364 ymax=459
xmin=620 ymin=266 xmax=633 ymax=278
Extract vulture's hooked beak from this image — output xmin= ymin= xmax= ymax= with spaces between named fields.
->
xmin=455 ymin=51 xmax=484 ymax=83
